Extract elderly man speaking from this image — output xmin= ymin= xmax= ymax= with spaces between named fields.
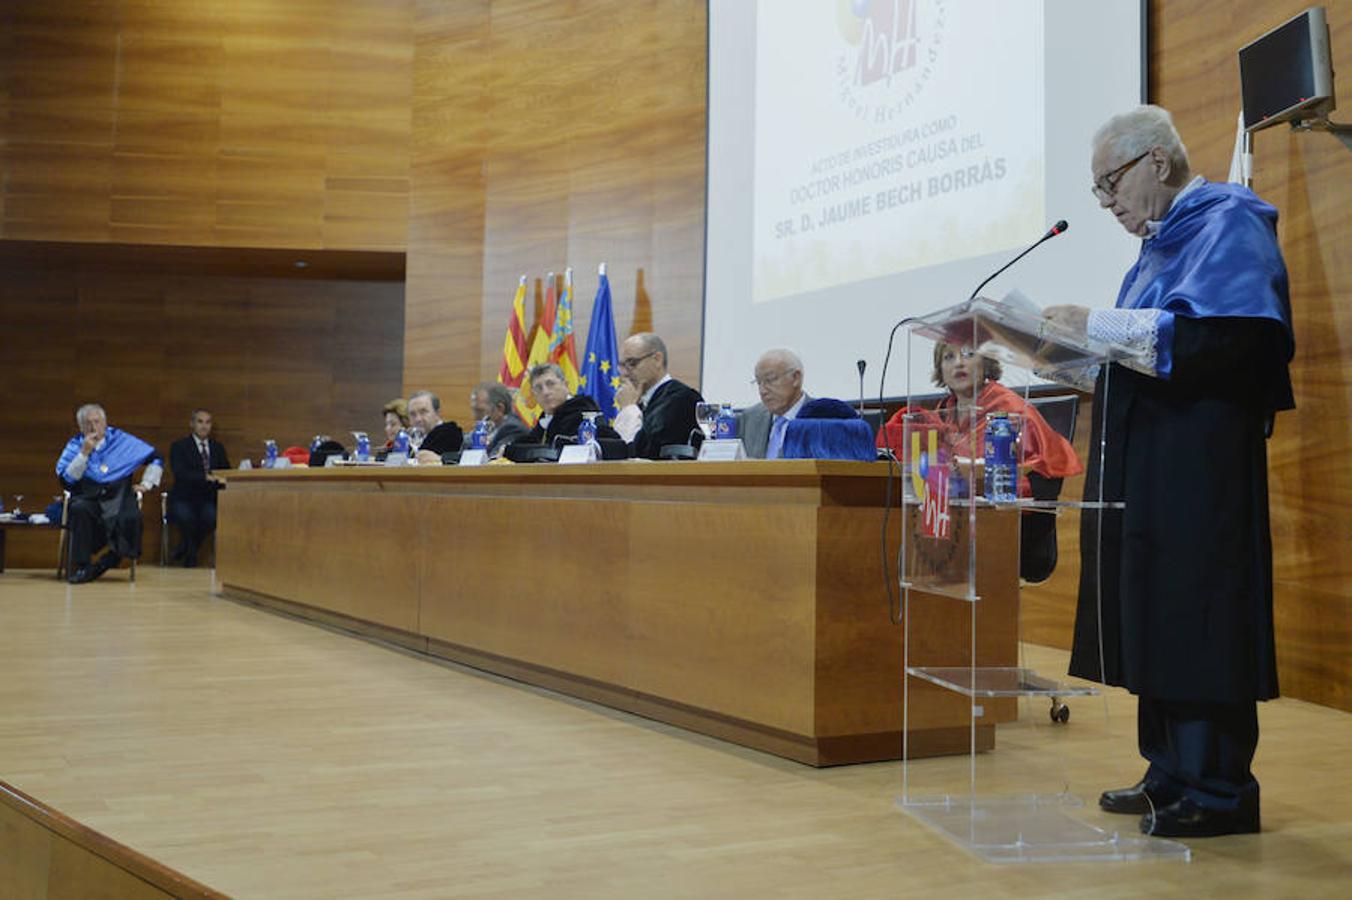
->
xmin=1044 ymin=105 xmax=1294 ymax=839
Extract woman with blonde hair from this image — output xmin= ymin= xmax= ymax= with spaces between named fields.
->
xmin=382 ymin=398 xmax=409 ymax=451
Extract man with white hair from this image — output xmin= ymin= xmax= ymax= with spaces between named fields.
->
xmin=56 ymin=404 xmax=163 ymax=583
xmin=1045 ymin=105 xmax=1294 ymax=838
xmin=737 ymin=349 xmax=810 ymax=459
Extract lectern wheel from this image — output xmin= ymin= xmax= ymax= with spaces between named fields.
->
xmin=1049 ymin=699 xmax=1070 ymax=724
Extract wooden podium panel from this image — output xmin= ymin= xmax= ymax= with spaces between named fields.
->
xmin=216 ymin=462 xmax=1018 ymax=766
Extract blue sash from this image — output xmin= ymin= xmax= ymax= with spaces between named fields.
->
xmin=1117 ymin=181 xmax=1294 ymax=376
xmin=57 ymin=427 xmax=160 ymax=484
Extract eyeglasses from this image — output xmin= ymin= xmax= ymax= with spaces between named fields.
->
xmin=1091 ymin=150 xmax=1150 ymax=201
xmin=619 ymin=350 xmax=658 ymax=370
xmin=750 ymin=369 xmax=798 ymax=388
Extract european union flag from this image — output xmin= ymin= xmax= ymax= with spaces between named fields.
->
xmin=579 ymin=269 xmax=622 ymax=424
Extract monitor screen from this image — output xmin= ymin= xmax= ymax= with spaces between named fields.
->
xmin=1239 ymin=7 xmax=1334 ymax=132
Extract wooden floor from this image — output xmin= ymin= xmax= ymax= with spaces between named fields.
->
xmin=1 ymin=569 xmax=1349 ymax=899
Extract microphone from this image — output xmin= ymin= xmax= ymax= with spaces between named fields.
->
xmin=856 ymin=359 xmax=867 ymax=414
xmin=967 ymin=220 xmax=1069 ymax=302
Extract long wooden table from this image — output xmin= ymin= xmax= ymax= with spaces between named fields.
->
xmin=215 ymin=461 xmax=1018 ymax=766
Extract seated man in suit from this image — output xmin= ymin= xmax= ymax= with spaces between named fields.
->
xmin=56 ymin=403 xmax=162 ymax=584
xmin=167 ymin=408 xmax=230 ymax=567
xmin=737 ymin=349 xmax=810 ymax=459
xmin=519 ymin=363 xmax=620 ymax=447
xmin=409 ymin=390 xmax=464 ymax=464
xmin=469 ymin=381 xmax=529 ymax=457
xmin=612 ymin=332 xmax=703 ymax=459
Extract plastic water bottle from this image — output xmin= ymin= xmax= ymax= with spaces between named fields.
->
xmin=263 ymin=439 xmax=278 ymax=468
xmin=714 ymin=403 xmax=737 ymax=439
xmin=352 ymin=431 xmax=371 ymax=462
xmin=983 ymin=413 xmax=1019 ymax=502
xmin=310 ymin=434 xmax=324 ymax=453
xmin=393 ymin=429 xmax=410 ymax=457
xmin=576 ymin=412 xmax=597 ymax=447
xmin=470 ymin=418 xmax=490 ymax=451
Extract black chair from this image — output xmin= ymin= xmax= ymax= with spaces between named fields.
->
xmin=1021 ymin=394 xmax=1080 ymax=724
xmin=1019 ymin=395 xmax=1080 ymax=585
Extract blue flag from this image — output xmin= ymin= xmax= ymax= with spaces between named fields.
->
xmin=579 ymin=272 xmax=622 ymax=424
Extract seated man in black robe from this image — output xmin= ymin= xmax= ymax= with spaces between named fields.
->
xmin=167 ymin=408 xmax=230 ymax=567
xmin=56 ymin=403 xmax=162 ymax=584
xmin=408 ymin=389 xmax=464 ymax=464
xmin=611 ymin=332 xmax=703 ymax=459
xmin=519 ymin=363 xmax=620 ymax=448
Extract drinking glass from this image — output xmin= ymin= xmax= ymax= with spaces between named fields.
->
xmin=695 ymin=402 xmax=720 ymax=440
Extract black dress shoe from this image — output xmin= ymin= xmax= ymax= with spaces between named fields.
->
xmin=1099 ymin=779 xmax=1178 ymax=815
xmin=68 ymin=566 xmax=96 ymax=584
xmin=93 ymin=552 xmax=120 ymax=576
xmin=1141 ymin=797 xmax=1260 ymax=838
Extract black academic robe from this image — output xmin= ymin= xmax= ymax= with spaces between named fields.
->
xmin=630 ymin=378 xmax=703 ymax=460
xmin=522 ymin=395 xmax=620 ymax=447
xmin=65 ymin=476 xmax=143 ymax=564
xmin=1068 ymin=316 xmax=1293 ymax=704
xmin=419 ymin=421 xmax=464 ymax=455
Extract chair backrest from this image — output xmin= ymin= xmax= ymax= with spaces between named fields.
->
xmin=1020 ymin=394 xmax=1080 ymax=584
xmin=1027 ymin=394 xmax=1079 ymax=442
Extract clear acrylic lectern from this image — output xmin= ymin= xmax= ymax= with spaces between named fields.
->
xmin=894 ymin=295 xmax=1191 ymax=863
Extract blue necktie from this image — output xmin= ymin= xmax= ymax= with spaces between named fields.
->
xmin=767 ymin=416 xmax=788 ymax=459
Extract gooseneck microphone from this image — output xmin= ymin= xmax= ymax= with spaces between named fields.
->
xmin=967 ymin=219 xmax=1069 ymax=302
xmin=856 ymin=359 xmax=867 ymax=414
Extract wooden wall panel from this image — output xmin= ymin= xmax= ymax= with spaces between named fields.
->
xmin=0 ymin=0 xmax=412 ymax=252
xmin=1021 ymin=1 xmax=1352 ymax=712
xmin=404 ymin=0 xmax=707 ymax=414
xmin=0 ymin=245 xmax=405 ymax=569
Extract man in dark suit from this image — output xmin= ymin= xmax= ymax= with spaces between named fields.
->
xmin=519 ymin=364 xmax=620 ymax=448
xmin=168 ymin=408 xmax=230 ymax=567
xmin=614 ymin=332 xmax=702 ymax=459
xmin=737 ymin=349 xmax=810 ymax=459
xmin=470 ymin=381 xmax=529 ymax=457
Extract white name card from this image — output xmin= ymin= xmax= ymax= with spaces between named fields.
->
xmin=698 ymin=439 xmax=746 ymax=461
xmin=384 ymin=454 xmax=410 ymax=467
xmin=459 ymin=449 xmax=488 ymax=467
xmin=558 ymin=443 xmax=599 ymax=465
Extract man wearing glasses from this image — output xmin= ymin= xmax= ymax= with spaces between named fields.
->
xmin=1044 ymin=105 xmax=1294 ymax=839
xmin=737 ymin=349 xmax=809 ymax=459
xmin=613 ymin=332 xmax=703 ymax=459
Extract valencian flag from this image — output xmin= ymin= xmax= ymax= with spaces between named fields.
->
xmin=549 ymin=266 xmax=581 ymax=392
xmin=579 ymin=262 xmax=622 ymax=425
xmin=514 ymin=272 xmax=557 ymax=425
xmin=497 ymin=275 xmax=530 ymax=388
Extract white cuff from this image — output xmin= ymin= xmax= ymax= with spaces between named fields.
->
xmin=140 ymin=462 xmax=163 ymax=489
xmin=66 ymin=452 xmax=89 ymax=480
xmin=1088 ymin=308 xmax=1161 ymax=372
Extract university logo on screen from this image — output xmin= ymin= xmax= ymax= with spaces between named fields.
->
xmin=835 ymin=0 xmax=946 ymax=123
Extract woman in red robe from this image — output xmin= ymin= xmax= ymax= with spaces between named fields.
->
xmin=876 ymin=342 xmax=1083 ymax=494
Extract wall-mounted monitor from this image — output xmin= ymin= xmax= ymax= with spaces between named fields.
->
xmin=1240 ymin=6 xmax=1335 ymax=133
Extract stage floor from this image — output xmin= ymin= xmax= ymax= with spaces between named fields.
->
xmin=1 ymin=567 xmax=1349 ymax=898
